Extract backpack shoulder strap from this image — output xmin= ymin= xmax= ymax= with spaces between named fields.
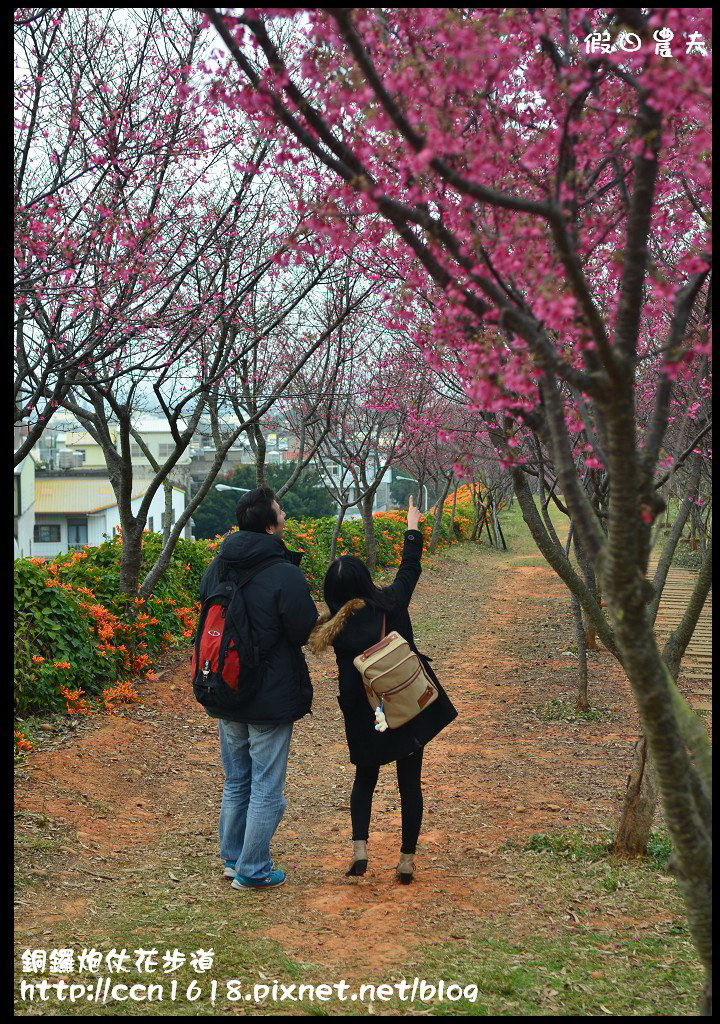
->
xmin=219 ymin=555 xmax=283 ymax=589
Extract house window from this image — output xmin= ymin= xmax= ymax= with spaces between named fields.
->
xmin=130 ymin=444 xmax=143 ymax=457
xmin=158 ymin=443 xmax=175 ymax=457
xmin=75 ymin=449 xmax=86 ymax=463
xmin=67 ymin=518 xmax=88 ymax=549
xmin=148 ymin=517 xmax=154 ymax=532
xmin=34 ymin=524 xmax=61 ymax=543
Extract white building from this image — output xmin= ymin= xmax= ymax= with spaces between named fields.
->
xmin=126 ymin=416 xmax=193 ymax=469
xmin=31 ymin=477 xmax=187 ymax=558
xmin=61 ymin=430 xmax=115 ymax=469
xmin=61 ymin=417 xmax=192 ymax=475
xmin=312 ymin=457 xmax=393 ymax=516
xmin=14 ymin=455 xmax=37 ymax=558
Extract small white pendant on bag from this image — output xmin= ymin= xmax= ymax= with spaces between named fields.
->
xmin=374 ymin=706 xmax=388 ymax=732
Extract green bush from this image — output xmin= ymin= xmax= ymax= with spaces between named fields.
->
xmin=523 ymin=828 xmax=673 ymax=871
xmin=14 ymin=535 xmax=216 ymax=719
xmin=14 ymin=560 xmax=118 ymax=715
xmin=672 ymin=546 xmax=705 ymax=570
xmin=14 ymin=505 xmax=472 ymax=720
xmin=283 ymin=505 xmax=471 ymax=592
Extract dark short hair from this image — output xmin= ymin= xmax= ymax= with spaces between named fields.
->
xmin=323 ymin=555 xmax=395 ymax=615
xmin=236 ymin=487 xmax=278 ymax=533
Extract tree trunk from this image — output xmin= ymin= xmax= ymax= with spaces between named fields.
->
xmin=450 ymin=484 xmax=458 ymax=539
xmin=361 ymin=493 xmax=377 ymax=573
xmin=649 ymin=457 xmax=701 ymax=624
xmin=570 ymin=594 xmax=589 ymax=711
xmin=470 ymin=480 xmax=483 ymax=540
xmin=604 ymin=508 xmax=711 ymax=1004
xmin=479 ymin=502 xmax=493 ymax=544
xmin=513 ymin=443 xmax=711 ymax=1002
xmin=512 ymin=471 xmax=619 ymax=656
xmin=417 ymin=472 xmax=427 ymax=512
xmin=254 ymin=430 xmax=267 ymax=488
xmin=492 ymin=497 xmax=506 ymax=550
xmin=470 ymin=491 xmax=481 ymax=540
xmin=691 ymin=504 xmax=704 ymax=553
xmin=329 ymin=506 xmax=347 ymax=563
xmin=118 ymin=519 xmax=144 ymax=601
xmin=614 ymin=733 xmax=658 ymax=855
xmin=573 ymin=535 xmax=600 ymax=650
xmin=663 ymin=540 xmax=712 ymax=680
xmin=162 ymin=482 xmax=173 ymax=546
xmin=428 ymin=473 xmax=453 ymax=553
xmin=616 ymin=540 xmax=712 ymax=858
xmin=488 ymin=497 xmax=499 ymax=546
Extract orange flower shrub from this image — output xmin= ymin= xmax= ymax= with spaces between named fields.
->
xmin=101 ymin=680 xmax=141 ymax=710
xmin=60 ymin=686 xmax=93 ymax=715
xmin=282 ymin=502 xmax=473 ymax=594
xmin=175 ymin=605 xmax=197 ymax=640
xmin=15 ymin=503 xmax=480 ymax=734
xmin=14 ymin=731 xmax=32 ymax=754
xmin=14 ymin=533 xmax=212 ymax=722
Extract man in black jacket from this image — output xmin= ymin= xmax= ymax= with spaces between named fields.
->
xmin=199 ymin=487 xmax=318 ymax=889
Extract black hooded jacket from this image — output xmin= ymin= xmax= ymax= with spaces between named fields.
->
xmin=198 ymin=530 xmax=318 ymax=723
xmin=309 ymin=531 xmax=457 ymax=765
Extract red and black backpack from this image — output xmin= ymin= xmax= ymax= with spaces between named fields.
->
xmin=191 ymin=559 xmax=277 ymax=714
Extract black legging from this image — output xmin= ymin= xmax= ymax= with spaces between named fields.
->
xmin=350 ymin=749 xmax=424 ymax=854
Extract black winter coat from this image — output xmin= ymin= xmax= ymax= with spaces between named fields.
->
xmin=198 ymin=531 xmax=318 ymax=724
xmin=309 ymin=530 xmax=457 ymax=766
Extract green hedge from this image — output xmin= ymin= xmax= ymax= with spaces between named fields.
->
xmin=283 ymin=506 xmax=472 ymax=591
xmin=14 ymin=534 xmax=215 ymax=719
xmin=14 ymin=504 xmax=474 ymax=722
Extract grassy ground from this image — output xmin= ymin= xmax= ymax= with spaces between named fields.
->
xmin=15 ymin=496 xmax=708 ymax=1016
xmin=15 ymin=823 xmax=699 ymax=1017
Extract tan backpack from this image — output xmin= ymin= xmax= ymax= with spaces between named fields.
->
xmin=353 ymin=615 xmax=438 ymax=729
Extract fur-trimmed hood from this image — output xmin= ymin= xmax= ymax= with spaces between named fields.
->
xmin=307 ymin=599 xmax=367 ymax=654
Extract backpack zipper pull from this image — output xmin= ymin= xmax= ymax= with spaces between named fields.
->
xmin=374 ymin=698 xmax=388 ymax=732
xmin=202 ymin=659 xmax=210 ymax=680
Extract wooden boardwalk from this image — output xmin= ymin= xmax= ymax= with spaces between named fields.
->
xmin=649 ymin=558 xmax=712 ymax=714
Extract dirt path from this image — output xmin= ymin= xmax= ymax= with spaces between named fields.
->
xmin=15 ymin=540 xmax=699 ymax=1005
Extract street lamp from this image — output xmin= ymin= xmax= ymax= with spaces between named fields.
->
xmin=395 ymin=476 xmax=429 ymax=511
xmin=215 ymin=484 xmax=251 ymax=493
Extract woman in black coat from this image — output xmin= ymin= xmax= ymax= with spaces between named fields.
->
xmin=309 ymin=497 xmax=457 ymax=882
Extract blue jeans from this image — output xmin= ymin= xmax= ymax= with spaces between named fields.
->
xmin=218 ymin=719 xmax=293 ymax=880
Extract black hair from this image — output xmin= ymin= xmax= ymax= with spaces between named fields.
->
xmin=235 ymin=486 xmax=278 ymax=533
xmin=323 ymin=555 xmax=395 ymax=615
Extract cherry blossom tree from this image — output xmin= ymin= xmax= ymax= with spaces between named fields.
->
xmin=310 ymin=323 xmax=427 ymax=571
xmin=202 ymin=8 xmax=712 ymax=1009
xmin=228 ymin=264 xmax=374 ymax=498
xmin=14 ymin=7 xmax=375 ymax=600
xmin=58 ymin=254 xmax=369 ymax=600
xmin=14 ymin=8 xmax=246 ymax=461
